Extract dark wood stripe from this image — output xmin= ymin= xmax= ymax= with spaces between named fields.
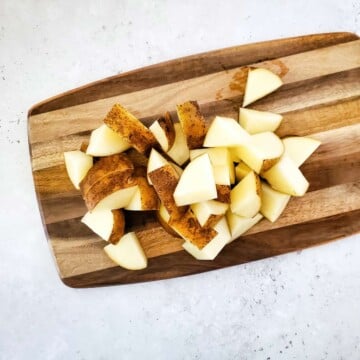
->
xmin=62 ymin=209 xmax=360 ymax=287
xmin=28 ymin=33 xmax=358 ymax=116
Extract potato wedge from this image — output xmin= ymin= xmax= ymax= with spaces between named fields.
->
xmin=235 ymin=161 xmax=251 ymax=181
xmin=226 ymin=211 xmax=263 ymax=242
xmin=168 ymin=208 xmax=217 ymax=249
xmin=86 ymin=124 xmax=131 ymax=156
xmin=166 ymin=123 xmax=190 ymax=166
xmin=191 ymin=200 xmax=228 ymax=227
xmin=64 ymin=150 xmax=93 ymax=190
xmin=81 ymin=208 xmax=125 ymax=244
xmin=230 ymin=171 xmax=261 ymax=218
xmin=243 ymin=68 xmax=283 ymax=107
xmin=215 ymin=184 xmax=231 ymax=204
xmin=103 ymin=104 xmax=157 ymax=155
xmin=239 ymin=108 xmax=283 ymax=134
xmin=104 ymin=232 xmax=147 ymax=270
xmin=149 ymin=112 xmax=176 ymax=152
xmin=176 ymin=100 xmax=207 ymax=149
xmin=156 ymin=203 xmax=180 ymax=237
xmin=148 ymin=164 xmax=187 ymax=218
xmin=182 ymin=217 xmax=231 ymax=260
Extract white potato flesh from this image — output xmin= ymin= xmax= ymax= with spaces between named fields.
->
xmin=182 ymin=218 xmax=231 ymax=260
xmin=242 ymin=68 xmax=283 ymax=107
xmin=262 ymin=155 xmax=309 ymax=196
xmin=166 ymin=123 xmax=190 ymax=166
xmin=81 ymin=209 xmax=114 ymax=241
xmin=64 ymin=150 xmax=93 ymax=190
xmin=93 ymin=186 xmax=138 ymax=211
xmin=149 ymin=120 xmax=170 ymax=151
xmin=169 ymin=161 xmax=184 ymax=177
xmin=104 ymin=232 xmax=147 ymax=270
xmin=282 ymin=136 xmax=321 ymax=167
xmin=191 ymin=200 xmax=229 ymax=226
xmin=86 ymin=124 xmax=130 ymax=156
xmin=203 ymin=116 xmax=251 ymax=147
xmin=230 ymin=171 xmax=261 ymax=218
xmin=260 ymin=182 xmax=291 ymax=222
xmin=158 ymin=203 xmax=170 ymax=223
xmin=147 ymin=148 xmax=169 ymax=185
xmin=174 ymin=154 xmax=217 ymax=206
xmin=239 ymin=108 xmax=283 ymax=134
xmin=235 ymin=161 xmax=252 ymax=181
xmin=235 ymin=132 xmax=284 ymax=173
xmin=124 ymin=188 xmax=142 ymax=210
xmin=226 ymin=212 xmax=263 ymax=243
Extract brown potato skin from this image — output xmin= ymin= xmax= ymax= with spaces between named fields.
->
xmin=156 ymin=210 xmax=181 ymax=238
xmin=109 ymin=209 xmax=125 ymax=244
xmin=168 ymin=209 xmax=217 ymax=249
xmin=135 ymin=176 xmax=159 ymax=210
xmin=104 ymin=104 xmax=157 ymax=155
xmin=215 ymin=185 xmax=231 ymax=203
xmin=80 ymin=141 xmax=89 ymax=153
xmin=158 ymin=112 xmax=176 ymax=150
xmin=176 ymin=101 xmax=207 ymax=149
xmin=203 ymin=214 xmax=224 ymax=228
xmin=148 ymin=164 xmax=187 ymax=218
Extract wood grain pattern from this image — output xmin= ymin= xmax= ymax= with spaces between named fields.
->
xmin=28 ymin=33 xmax=360 ymax=287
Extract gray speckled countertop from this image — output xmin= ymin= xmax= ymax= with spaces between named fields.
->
xmin=0 ymin=1 xmax=359 ymax=359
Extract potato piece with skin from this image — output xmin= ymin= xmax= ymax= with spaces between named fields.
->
xmin=260 ymin=182 xmax=291 ymax=222
xmin=168 ymin=209 xmax=217 ymax=249
xmin=242 ymin=68 xmax=283 ymax=107
xmin=149 ymin=112 xmax=176 ymax=152
xmin=235 ymin=161 xmax=251 ymax=181
xmin=282 ymin=136 xmax=321 ymax=167
xmin=174 ymin=154 xmax=217 ymax=206
xmin=191 ymin=200 xmax=228 ymax=227
xmin=148 ymin=164 xmax=187 ymax=218
xmin=176 ymin=101 xmax=207 ymax=149
xmin=166 ymin=123 xmax=190 ymax=166
xmin=182 ymin=217 xmax=231 ymax=260
xmin=203 ymin=116 xmax=251 ymax=147
xmin=230 ymin=171 xmax=261 ymax=218
xmin=262 ymin=155 xmax=309 ymax=196
xmin=147 ymin=148 xmax=169 ymax=185
xmin=104 ymin=232 xmax=147 ymax=270
xmin=86 ymin=124 xmax=131 ymax=156
xmin=239 ymin=108 xmax=283 ymax=134
xmin=215 ymin=185 xmax=231 ymax=204
xmin=64 ymin=151 xmax=93 ymax=190
xmin=81 ymin=208 xmax=125 ymax=244
xmin=125 ymin=176 xmax=159 ymax=211
xmin=235 ymin=132 xmax=284 ymax=174
xmin=103 ymin=104 xmax=157 ymax=155
xmin=226 ymin=211 xmax=263 ymax=243
xmin=156 ymin=204 xmax=180 ymax=237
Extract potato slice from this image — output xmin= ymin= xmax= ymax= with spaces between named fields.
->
xmin=190 ymin=147 xmax=235 ymax=185
xmin=242 ymin=68 xmax=283 ymax=107
xmin=125 ymin=175 xmax=159 ymax=211
xmin=86 ymin=124 xmax=131 ymax=156
xmin=191 ymin=200 xmax=228 ymax=227
xmin=148 ymin=164 xmax=187 ymax=218
xmin=260 ymin=182 xmax=291 ymax=222
xmin=64 ymin=151 xmax=93 ymax=190
xmin=176 ymin=100 xmax=207 ymax=149
xmin=170 ymin=161 xmax=183 ymax=177
xmin=239 ymin=108 xmax=283 ymax=134
xmin=166 ymin=123 xmax=190 ymax=166
xmin=282 ymin=136 xmax=321 ymax=167
xmin=262 ymin=155 xmax=309 ymax=196
xmin=215 ymin=184 xmax=231 ymax=204
xmin=168 ymin=209 xmax=217 ymax=249
xmin=156 ymin=203 xmax=180 ymax=237
xmin=235 ymin=161 xmax=251 ymax=181
xmin=235 ymin=132 xmax=284 ymax=173
xmin=226 ymin=211 xmax=263 ymax=243
xmin=104 ymin=232 xmax=147 ymax=270
xmin=230 ymin=171 xmax=261 ymax=218
xmin=182 ymin=218 xmax=231 ymax=260
xmin=203 ymin=116 xmax=250 ymax=147
xmin=81 ymin=208 xmax=125 ymax=244
xmin=174 ymin=154 xmax=217 ymax=206
xmin=149 ymin=112 xmax=176 ymax=152
xmin=103 ymin=104 xmax=157 ymax=155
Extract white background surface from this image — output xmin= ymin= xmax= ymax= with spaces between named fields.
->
xmin=1 ymin=1 xmax=359 ymax=359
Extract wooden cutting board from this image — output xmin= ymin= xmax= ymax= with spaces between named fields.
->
xmin=28 ymin=32 xmax=360 ymax=288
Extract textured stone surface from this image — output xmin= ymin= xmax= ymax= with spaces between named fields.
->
xmin=0 ymin=1 xmax=359 ymax=359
